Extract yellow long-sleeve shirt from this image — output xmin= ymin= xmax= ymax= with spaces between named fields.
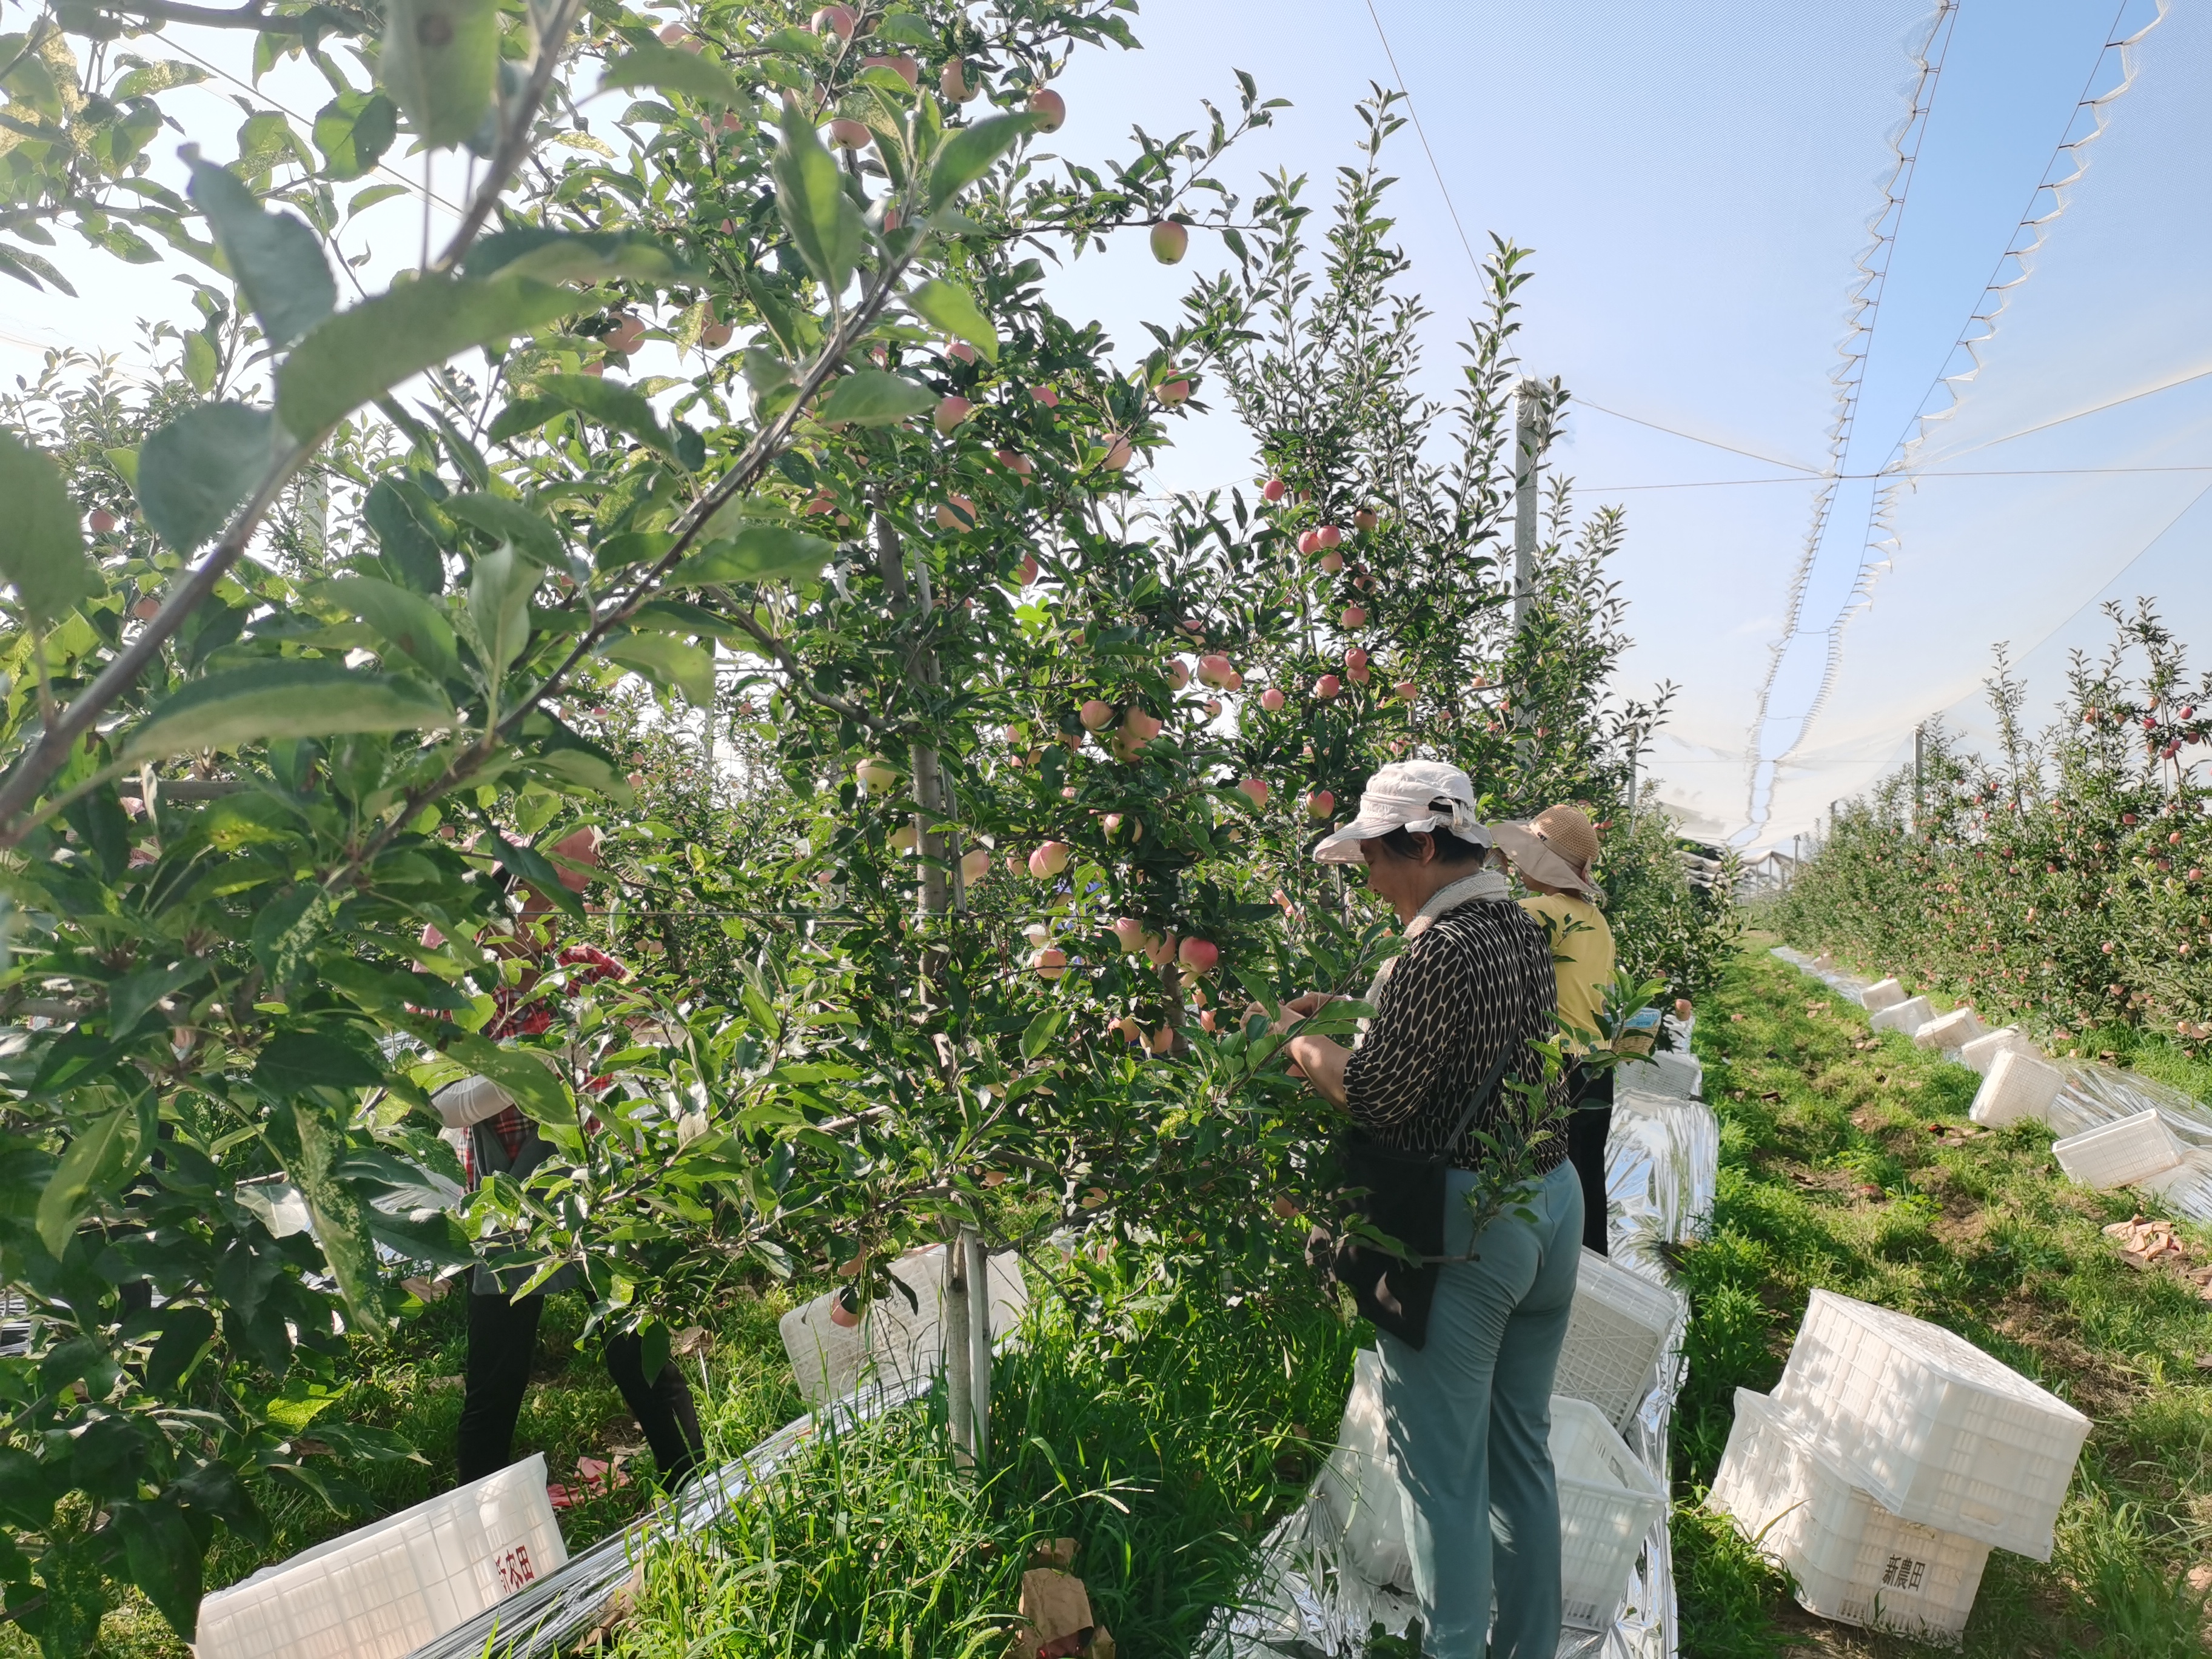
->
xmin=1520 ymin=893 xmax=1615 ymax=1051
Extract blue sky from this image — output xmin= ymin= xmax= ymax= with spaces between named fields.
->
xmin=9 ymin=0 xmax=2205 ymax=849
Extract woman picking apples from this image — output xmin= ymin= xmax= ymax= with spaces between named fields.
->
xmin=1492 ymin=805 xmax=1617 ymax=1256
xmin=1251 ymin=760 xmax=1574 ymax=1658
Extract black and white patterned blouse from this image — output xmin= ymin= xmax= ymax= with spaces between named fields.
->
xmin=1341 ymin=895 xmax=1567 ymax=1173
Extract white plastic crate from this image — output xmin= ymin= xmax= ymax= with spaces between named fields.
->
xmin=1959 ymin=1026 xmax=2030 ymax=1077
xmin=780 ymin=1243 xmax=1028 ymax=1408
xmin=1770 ymin=1290 xmax=2088 ymax=1559
xmin=1711 ymin=1389 xmax=1989 ymax=1644
xmin=1614 ymin=1048 xmax=1701 ymax=1101
xmin=1310 ymin=1347 xmax=1412 ymax=1589
xmin=1555 ymin=1247 xmax=1687 ymax=1431
xmin=1860 ymin=977 xmax=1908 ymax=1014
xmin=2052 ymin=1108 xmax=2182 ymax=1191
xmin=1970 ymin=1049 xmax=2063 ymax=1129
xmin=1869 ymin=996 xmax=1934 ymax=1036
xmin=1914 ymin=1007 xmax=1985 ymax=1053
xmin=1553 ymin=1395 xmax=1669 ymax=1629
xmin=195 ymin=1455 xmax=565 ymax=1659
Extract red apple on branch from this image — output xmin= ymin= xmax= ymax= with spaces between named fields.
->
xmin=810 ymin=5 xmax=856 ymax=38
xmin=1177 ymin=937 xmax=1220 ymax=975
xmin=1261 ymin=686 xmax=1287 ymax=712
xmin=1080 ymin=699 xmax=1114 ymax=731
xmin=1315 ymin=674 xmax=1342 ymax=700
xmin=1307 ymin=789 xmax=1336 ymax=820
xmin=934 ymin=394 xmax=973 ymax=434
xmin=1238 ymin=778 xmax=1270 ymax=809
xmin=1028 ymin=841 xmax=1072 ymax=879
xmin=1262 ymin=477 xmax=1287 ymax=502
xmin=940 ymin=58 xmax=977 ymax=101
xmin=1028 ymin=88 xmax=1066 ymax=131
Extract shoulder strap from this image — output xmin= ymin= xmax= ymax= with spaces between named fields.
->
xmin=1442 ymin=1036 xmax=1521 ymax=1155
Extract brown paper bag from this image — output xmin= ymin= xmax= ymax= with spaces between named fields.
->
xmin=1017 ymin=1569 xmax=1094 ymax=1659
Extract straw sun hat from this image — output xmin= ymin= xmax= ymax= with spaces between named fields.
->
xmin=1490 ymin=804 xmax=1601 ymax=899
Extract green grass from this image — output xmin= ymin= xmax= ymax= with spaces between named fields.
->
xmin=1674 ymin=936 xmax=2212 ymax=1658
xmin=611 ymin=1248 xmax=1360 ymax=1659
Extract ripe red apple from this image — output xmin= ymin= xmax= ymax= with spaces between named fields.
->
xmin=1318 ymin=551 xmax=1343 ymax=574
xmin=1342 ymin=604 xmax=1367 ymax=629
xmin=861 ymin=52 xmax=919 ymax=85
xmin=1149 ymin=221 xmax=1188 ymax=264
xmin=1315 ymin=525 xmax=1342 ymax=549
xmin=856 ymin=756 xmax=897 ymax=791
xmin=1238 ymin=778 xmax=1269 ymax=809
xmin=960 ymin=848 xmax=991 ymax=885
xmin=1298 ymin=529 xmax=1320 ymax=556
xmin=1200 ymin=1009 xmax=1218 ymax=1034
xmin=1148 ymin=1025 xmax=1176 ymax=1055
xmin=700 ymin=321 xmax=733 ymax=349
xmin=933 ymin=394 xmax=973 ymax=435
xmin=1261 ymin=687 xmax=1287 ymax=712
xmin=131 ymin=595 xmax=161 ymax=620
xmin=1080 ymin=698 xmax=1114 ymax=731
xmin=1166 ymin=658 xmax=1191 ymax=690
xmin=1198 ymin=653 xmax=1236 ymax=688
xmin=89 ymin=509 xmax=118 ymax=534
xmin=1177 ymin=937 xmax=1219 ymax=975
xmin=1028 ymin=88 xmax=1066 ymax=132
xmin=1394 ymin=678 xmax=1418 ymax=701
xmin=828 ymin=117 xmax=871 ymax=149
xmin=1158 ymin=376 xmax=1191 ymax=404
xmin=830 ymin=1292 xmax=860 ymax=1329
xmin=1003 ymin=723 xmax=1026 ymax=745
xmin=1121 ymin=708 xmax=1162 ymax=745
xmin=890 ymin=822 xmax=920 ymax=854
xmin=941 ymin=57 xmax=978 ymax=101
xmin=1113 ymin=916 xmax=1147 ymax=952
xmin=1005 ymin=854 xmax=1023 ymax=875
xmin=1346 ymin=645 xmax=1370 ymax=672
xmin=1354 ymin=508 xmax=1379 ymax=532
xmin=1031 ymin=384 xmax=1059 ymax=407
xmin=810 ymin=4 xmax=855 ymax=38
xmin=1307 ymin=789 xmax=1335 ymax=820
xmin=1029 ymin=840 xmax=1071 ymax=879
xmin=1102 ymin=435 xmax=1133 ymax=471
xmin=607 ymin=313 xmax=645 ymax=355
xmin=1034 ymin=947 xmax=1068 ymax=980
xmin=1262 ymin=477 xmax=1287 ymax=503
xmin=657 ymin=22 xmax=696 ymax=46
xmin=935 ymin=494 xmax=976 ymax=531
xmin=1315 ymin=674 xmax=1342 ymax=700
xmin=1016 ymin=552 xmax=1039 ymax=585
xmin=805 ymin=490 xmax=836 ymax=515
xmin=944 ymin=340 xmax=978 ymax=366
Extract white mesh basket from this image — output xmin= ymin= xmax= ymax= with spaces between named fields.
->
xmin=1970 ymin=1050 xmax=2063 ymax=1128
xmin=780 ymin=1244 xmax=1028 ymax=1408
xmin=1554 ymin=1395 xmax=1669 ymax=1629
xmin=195 ymin=1455 xmax=566 ymax=1659
xmin=1859 ymin=977 xmax=1908 ymax=1013
xmin=1868 ymin=996 xmax=1934 ymax=1036
xmin=1769 ymin=1290 xmax=2088 ymax=1559
xmin=2052 ymin=1108 xmax=2182 ymax=1191
xmin=1914 ymin=1008 xmax=1984 ymax=1053
xmin=1555 ymin=1247 xmax=1687 ymax=1431
xmin=1959 ymin=1026 xmax=2029 ymax=1077
xmin=1710 ymin=1389 xmax=1988 ymax=1644
xmin=1614 ymin=1049 xmax=1701 ymax=1101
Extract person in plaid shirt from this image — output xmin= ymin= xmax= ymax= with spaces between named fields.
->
xmin=435 ymin=826 xmax=705 ymax=1496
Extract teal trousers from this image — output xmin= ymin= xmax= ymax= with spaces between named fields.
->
xmin=1377 ymin=1158 xmax=1583 ymax=1657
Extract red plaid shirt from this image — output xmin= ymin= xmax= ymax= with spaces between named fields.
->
xmin=464 ymin=942 xmax=624 ymax=1185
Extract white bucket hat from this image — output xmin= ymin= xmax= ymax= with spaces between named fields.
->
xmin=1312 ymin=760 xmax=1492 ymax=864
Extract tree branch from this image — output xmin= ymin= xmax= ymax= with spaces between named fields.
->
xmin=0 ymin=5 xmax=585 ymax=847
xmin=85 ymin=0 xmax=372 ymax=33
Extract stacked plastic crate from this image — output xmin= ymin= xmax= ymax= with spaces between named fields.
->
xmin=1710 ymin=1290 xmax=2090 ymax=1644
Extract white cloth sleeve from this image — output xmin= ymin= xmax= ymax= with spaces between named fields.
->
xmin=432 ymin=1072 xmax=517 ymax=1129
